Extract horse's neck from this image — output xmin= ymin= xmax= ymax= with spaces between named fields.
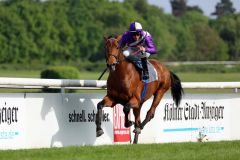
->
xmin=108 ymin=52 xmax=140 ymax=84
xmin=107 ymin=60 xmax=141 ymax=98
xmin=112 ymin=61 xmax=138 ymax=80
xmin=117 ymin=61 xmax=130 ymax=74
xmin=118 ymin=52 xmax=125 ymax=62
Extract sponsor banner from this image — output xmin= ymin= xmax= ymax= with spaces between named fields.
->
xmin=56 ymin=96 xmax=114 ymax=146
xmin=139 ymin=94 xmax=233 ymax=143
xmin=0 ymin=96 xmax=26 ymax=149
xmin=161 ymin=99 xmax=229 ymax=142
xmin=113 ymin=104 xmax=130 ymax=142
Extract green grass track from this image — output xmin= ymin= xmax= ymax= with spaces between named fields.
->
xmin=0 ymin=141 xmax=240 ymax=160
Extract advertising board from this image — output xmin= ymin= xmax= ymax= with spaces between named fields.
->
xmin=0 ymin=93 xmax=239 ymax=149
xmin=113 ymin=104 xmax=130 ymax=142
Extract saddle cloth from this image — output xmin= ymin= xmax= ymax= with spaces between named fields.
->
xmin=130 ymin=60 xmax=158 ymax=83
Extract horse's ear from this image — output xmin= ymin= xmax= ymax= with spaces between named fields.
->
xmin=103 ymin=36 xmax=108 ymax=42
xmin=116 ymin=35 xmax=122 ymax=41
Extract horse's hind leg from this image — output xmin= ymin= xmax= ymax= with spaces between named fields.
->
xmin=96 ymin=96 xmax=115 ymax=137
xmin=140 ymin=89 xmax=167 ymax=129
xmin=132 ymin=108 xmax=142 ymax=144
xmin=124 ymin=98 xmax=142 ymax=143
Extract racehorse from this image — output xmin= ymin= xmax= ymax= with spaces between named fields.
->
xmin=95 ymin=35 xmax=184 ymax=144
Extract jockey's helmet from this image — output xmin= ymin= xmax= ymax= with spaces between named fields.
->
xmin=129 ymin=22 xmax=142 ymax=33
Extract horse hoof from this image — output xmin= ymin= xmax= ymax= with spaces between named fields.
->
xmin=125 ymin=121 xmax=134 ymax=128
xmin=133 ymin=139 xmax=138 ymax=144
xmin=133 ymin=127 xmax=141 ymax=134
xmin=96 ymin=129 xmax=104 ymax=137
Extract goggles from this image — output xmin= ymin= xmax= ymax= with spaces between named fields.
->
xmin=131 ymin=31 xmax=141 ymax=36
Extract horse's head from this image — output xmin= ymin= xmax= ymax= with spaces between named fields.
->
xmin=104 ymin=35 xmax=122 ymax=71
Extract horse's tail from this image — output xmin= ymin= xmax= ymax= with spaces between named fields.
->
xmin=170 ymin=71 xmax=184 ymax=107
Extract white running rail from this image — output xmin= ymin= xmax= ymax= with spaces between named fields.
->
xmin=0 ymin=77 xmax=239 ymax=91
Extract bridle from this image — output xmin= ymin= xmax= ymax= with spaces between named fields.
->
xmin=105 ymin=37 xmax=122 ymax=71
xmin=106 ymin=54 xmax=119 ymax=69
xmin=98 ymin=37 xmax=123 ymax=79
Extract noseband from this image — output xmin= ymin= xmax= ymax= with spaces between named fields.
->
xmin=106 ymin=54 xmax=119 ymax=69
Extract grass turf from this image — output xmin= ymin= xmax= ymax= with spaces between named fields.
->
xmin=0 ymin=141 xmax=240 ymax=160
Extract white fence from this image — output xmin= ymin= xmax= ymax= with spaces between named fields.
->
xmin=0 ymin=77 xmax=240 ymax=150
xmin=164 ymin=61 xmax=240 ymax=66
xmin=0 ymin=77 xmax=107 ymax=89
xmin=0 ymin=77 xmax=240 ymax=91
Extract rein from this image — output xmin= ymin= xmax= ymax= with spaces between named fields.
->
xmin=98 ymin=67 xmax=108 ymax=80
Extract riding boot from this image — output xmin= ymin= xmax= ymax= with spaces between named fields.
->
xmin=141 ymin=57 xmax=149 ymax=81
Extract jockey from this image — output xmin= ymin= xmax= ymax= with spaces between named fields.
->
xmin=119 ymin=21 xmax=157 ymax=81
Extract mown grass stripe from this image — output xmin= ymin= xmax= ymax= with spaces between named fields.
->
xmin=0 ymin=141 xmax=240 ymax=160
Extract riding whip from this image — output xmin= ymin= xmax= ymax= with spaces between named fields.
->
xmin=98 ymin=67 xmax=108 ymax=80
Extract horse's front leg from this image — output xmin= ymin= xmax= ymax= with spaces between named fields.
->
xmin=96 ymin=101 xmax=104 ymax=137
xmin=96 ymin=96 xmax=115 ymax=137
xmin=123 ymin=105 xmax=134 ymax=128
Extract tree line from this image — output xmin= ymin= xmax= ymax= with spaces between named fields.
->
xmin=0 ymin=0 xmax=239 ymax=71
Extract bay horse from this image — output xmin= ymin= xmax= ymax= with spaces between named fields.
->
xmin=95 ymin=35 xmax=184 ymax=143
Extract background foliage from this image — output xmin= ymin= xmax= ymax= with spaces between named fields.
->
xmin=0 ymin=0 xmax=239 ymax=71
xmin=40 ymin=65 xmax=80 ymax=92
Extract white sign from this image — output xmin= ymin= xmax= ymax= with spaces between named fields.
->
xmin=0 ymin=95 xmax=26 ymax=149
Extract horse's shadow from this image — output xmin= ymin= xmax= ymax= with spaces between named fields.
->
xmin=40 ymin=93 xmax=113 ymax=147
